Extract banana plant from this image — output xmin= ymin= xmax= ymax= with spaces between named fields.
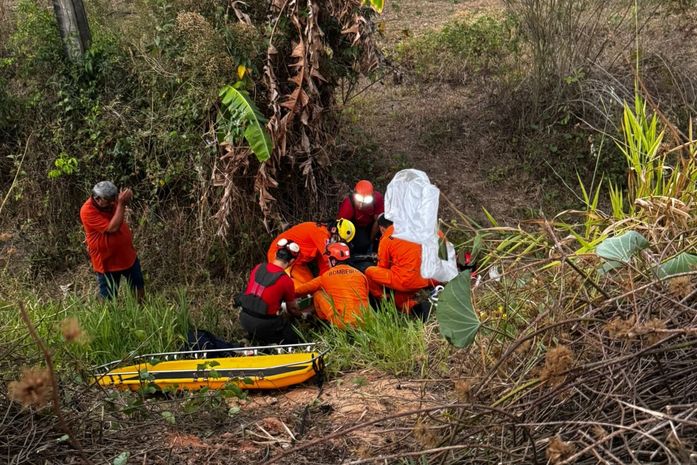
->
xmin=217 ymin=84 xmax=273 ymax=163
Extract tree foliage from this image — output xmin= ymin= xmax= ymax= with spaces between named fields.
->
xmin=0 ymin=0 xmax=383 ymax=277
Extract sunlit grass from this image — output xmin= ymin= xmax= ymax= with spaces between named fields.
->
xmin=312 ymin=299 xmax=435 ymax=377
xmin=0 ymin=290 xmax=190 ymax=368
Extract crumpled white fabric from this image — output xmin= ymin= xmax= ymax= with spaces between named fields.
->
xmin=384 ymin=169 xmax=458 ymax=283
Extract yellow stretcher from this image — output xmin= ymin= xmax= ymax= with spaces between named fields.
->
xmin=94 ymin=343 xmax=324 ymax=391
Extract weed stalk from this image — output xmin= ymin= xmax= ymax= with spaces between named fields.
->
xmin=18 ymin=302 xmax=90 ymax=464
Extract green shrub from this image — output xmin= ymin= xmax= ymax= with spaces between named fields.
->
xmin=7 ymin=0 xmax=64 ymax=80
xmin=1 ymin=0 xmax=383 ymax=283
xmin=313 ymin=300 xmax=437 ymax=377
xmin=395 ymin=13 xmax=519 ymax=82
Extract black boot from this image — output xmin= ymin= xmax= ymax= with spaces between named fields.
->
xmin=410 ymin=301 xmax=432 ymax=322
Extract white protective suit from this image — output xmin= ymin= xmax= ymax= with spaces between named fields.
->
xmin=384 ymin=169 xmax=458 ymax=283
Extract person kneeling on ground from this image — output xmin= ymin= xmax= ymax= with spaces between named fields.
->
xmin=239 ymin=239 xmax=303 ymax=345
xmin=365 ymin=214 xmax=436 ymax=315
xmin=337 ymin=180 xmax=384 ymax=255
xmin=295 ymin=242 xmax=370 ymax=328
xmin=79 ymin=181 xmax=145 ymax=302
xmin=266 ymin=219 xmax=356 ymax=286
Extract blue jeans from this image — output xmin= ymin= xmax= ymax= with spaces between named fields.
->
xmin=97 ymin=258 xmax=144 ymax=299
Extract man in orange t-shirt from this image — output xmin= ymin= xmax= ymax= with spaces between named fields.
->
xmin=295 ymin=242 xmax=369 ymax=328
xmin=79 ymin=181 xmax=144 ymax=301
xmin=266 ymin=219 xmax=356 ymax=287
xmin=365 ymin=215 xmax=434 ymax=313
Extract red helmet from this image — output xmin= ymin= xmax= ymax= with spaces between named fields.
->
xmin=325 ymin=242 xmax=351 ymax=262
xmin=353 ymin=180 xmax=374 ymax=204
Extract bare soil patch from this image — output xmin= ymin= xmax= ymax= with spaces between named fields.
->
xmin=139 ymin=371 xmax=451 ymax=464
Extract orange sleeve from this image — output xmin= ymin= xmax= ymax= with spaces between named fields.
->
xmin=376 ymin=225 xmax=395 ymax=268
xmin=295 ymin=276 xmax=322 ymax=296
xmin=310 ymin=225 xmax=331 ymax=274
xmin=80 ymin=203 xmax=110 ymax=234
xmin=377 ymin=237 xmax=390 ymax=268
xmin=377 ymin=226 xmax=394 ymax=268
xmin=311 ymin=225 xmax=330 ymax=254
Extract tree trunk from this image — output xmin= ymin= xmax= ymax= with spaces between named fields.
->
xmin=52 ymin=0 xmax=91 ymax=61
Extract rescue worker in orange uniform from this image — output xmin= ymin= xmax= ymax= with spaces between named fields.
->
xmin=365 ymin=214 xmax=434 ymax=313
xmin=79 ymin=181 xmax=144 ymax=302
xmin=295 ymin=242 xmax=370 ymax=328
xmin=337 ymin=180 xmax=384 ymax=255
xmin=266 ymin=219 xmax=356 ymax=286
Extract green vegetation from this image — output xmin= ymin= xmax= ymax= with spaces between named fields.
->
xmin=432 ymin=98 xmax=697 ymax=462
xmin=0 ymin=0 xmax=382 ymax=279
xmin=313 ymin=300 xmax=438 ymax=377
xmin=610 ymin=97 xmax=697 ymax=218
xmin=2 ymin=0 xmax=697 ymax=460
xmin=217 ymin=84 xmax=273 ymax=163
xmin=441 ymin=93 xmax=697 ymax=351
xmin=1 ymin=291 xmax=190 ymax=367
xmin=395 ymin=13 xmax=519 ymax=82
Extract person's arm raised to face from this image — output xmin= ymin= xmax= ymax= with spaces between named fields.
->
xmin=105 ymin=188 xmax=132 ymax=233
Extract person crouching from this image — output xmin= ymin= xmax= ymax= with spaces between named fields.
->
xmin=239 ymin=239 xmax=303 ymax=345
xmin=295 ymin=242 xmax=370 ymax=329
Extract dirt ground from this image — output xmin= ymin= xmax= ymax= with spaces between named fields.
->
xmin=342 ymin=0 xmax=542 ymax=226
xmin=137 ymin=371 xmax=453 ymax=464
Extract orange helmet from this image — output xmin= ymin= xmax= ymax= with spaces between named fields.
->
xmin=325 ymin=242 xmax=351 ymax=262
xmin=353 ymin=180 xmax=374 ymax=204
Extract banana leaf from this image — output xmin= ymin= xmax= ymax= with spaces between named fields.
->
xmin=218 ymin=85 xmax=273 ymax=162
xmin=657 ymin=253 xmax=697 ymax=278
xmin=595 ymin=231 xmax=649 ymax=273
xmin=436 ymin=270 xmax=479 ymax=348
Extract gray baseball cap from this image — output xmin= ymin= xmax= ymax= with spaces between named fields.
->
xmin=92 ymin=181 xmax=118 ymax=199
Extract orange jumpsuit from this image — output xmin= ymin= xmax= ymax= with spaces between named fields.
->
xmin=267 ymin=222 xmax=331 ymax=286
xmin=295 ymin=264 xmax=369 ymax=328
xmin=365 ymin=225 xmax=432 ymax=312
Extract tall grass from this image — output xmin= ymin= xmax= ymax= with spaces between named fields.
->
xmin=0 ymin=291 xmax=190 ymax=368
xmin=312 ymin=300 xmax=435 ymax=377
xmin=71 ymin=292 xmax=190 ymax=366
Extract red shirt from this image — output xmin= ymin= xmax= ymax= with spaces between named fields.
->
xmin=244 ymin=263 xmax=295 ymax=315
xmin=337 ymin=191 xmax=384 ymax=228
xmin=79 ymin=198 xmax=137 ymax=273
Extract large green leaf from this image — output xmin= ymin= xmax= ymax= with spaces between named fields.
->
xmin=218 ymin=85 xmax=273 ymax=162
xmin=657 ymin=253 xmax=697 ymax=278
xmin=595 ymin=231 xmax=649 ymax=273
xmin=436 ymin=270 xmax=480 ymax=348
